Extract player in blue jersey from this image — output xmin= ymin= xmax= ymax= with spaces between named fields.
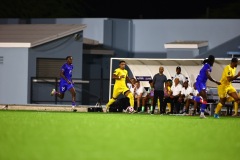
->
xmin=50 ymin=56 xmax=77 ymax=112
xmin=190 ymin=55 xmax=221 ymax=118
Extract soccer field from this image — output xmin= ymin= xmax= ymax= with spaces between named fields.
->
xmin=0 ymin=110 xmax=239 ymax=160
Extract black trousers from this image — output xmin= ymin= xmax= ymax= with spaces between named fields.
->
xmin=152 ymin=90 xmax=164 ymax=114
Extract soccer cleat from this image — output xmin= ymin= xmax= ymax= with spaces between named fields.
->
xmin=232 ymin=114 xmax=238 ymax=117
xmin=200 ymin=114 xmax=206 ymax=119
xmin=50 ymin=89 xmax=56 ymax=96
xmin=105 ymin=107 xmax=109 ymax=113
xmin=72 ymin=106 xmax=77 ymax=112
xmin=214 ymin=114 xmax=220 ymax=119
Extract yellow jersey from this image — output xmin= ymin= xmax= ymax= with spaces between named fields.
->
xmin=220 ymin=64 xmax=236 ymax=86
xmin=113 ymin=68 xmax=128 ymax=87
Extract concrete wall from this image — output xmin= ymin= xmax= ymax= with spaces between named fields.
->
xmin=29 ymin=33 xmax=83 ymax=104
xmin=0 ymin=48 xmax=29 ymax=104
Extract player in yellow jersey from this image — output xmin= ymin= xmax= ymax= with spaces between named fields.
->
xmin=214 ymin=57 xmax=240 ymax=118
xmin=105 ymin=60 xmax=135 ymax=112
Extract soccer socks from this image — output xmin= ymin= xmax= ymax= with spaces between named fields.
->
xmin=234 ymin=102 xmax=238 ymax=115
xmin=150 ymin=106 xmax=153 ymax=112
xmin=141 ymin=106 xmax=145 ymax=112
xmin=127 ymin=92 xmax=134 ymax=107
xmin=215 ymin=103 xmax=223 ymax=114
xmin=106 ymin=98 xmax=116 ymax=109
xmin=200 ymin=103 xmax=206 ymax=113
xmin=167 ymin=103 xmax=171 ymax=112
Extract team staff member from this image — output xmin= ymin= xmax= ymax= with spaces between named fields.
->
xmin=105 ymin=60 xmax=134 ymax=112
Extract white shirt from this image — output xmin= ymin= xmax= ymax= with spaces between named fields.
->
xmin=171 ymin=83 xmax=182 ymax=96
xmin=173 ymin=73 xmax=186 ymax=85
xmin=134 ymin=86 xmax=148 ymax=97
xmin=181 ymin=86 xmax=194 ymax=101
xmin=192 ymin=89 xmax=199 ymax=96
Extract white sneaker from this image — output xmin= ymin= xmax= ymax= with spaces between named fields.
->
xmin=200 ymin=114 xmax=206 ymax=119
xmin=50 ymin=89 xmax=56 ymax=96
xmin=105 ymin=107 xmax=109 ymax=113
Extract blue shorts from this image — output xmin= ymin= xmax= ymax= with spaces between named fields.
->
xmin=195 ymin=81 xmax=206 ymax=93
xmin=59 ymin=81 xmax=74 ymax=93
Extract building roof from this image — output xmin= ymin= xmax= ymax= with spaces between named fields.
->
xmin=0 ymin=24 xmax=86 ymax=48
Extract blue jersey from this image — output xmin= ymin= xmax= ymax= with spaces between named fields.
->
xmin=60 ymin=63 xmax=73 ymax=83
xmin=196 ymin=63 xmax=212 ymax=84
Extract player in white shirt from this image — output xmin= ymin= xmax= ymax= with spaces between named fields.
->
xmin=173 ymin=66 xmax=186 ymax=86
xmin=169 ymin=78 xmax=182 ymax=114
xmin=182 ymin=82 xmax=200 ymax=115
xmin=133 ymin=81 xmax=148 ymax=112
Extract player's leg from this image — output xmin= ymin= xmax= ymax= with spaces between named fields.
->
xmin=69 ymin=86 xmax=77 ymax=112
xmin=151 ymin=90 xmax=159 ymax=114
xmin=136 ymin=96 xmax=141 ymax=111
xmin=106 ymin=87 xmax=121 ymax=112
xmin=214 ymin=85 xmax=228 ymax=118
xmin=228 ymin=88 xmax=240 ymax=116
xmin=51 ymin=83 xmax=66 ymax=99
xmin=140 ymin=96 xmax=147 ymax=112
xmin=124 ymin=90 xmax=134 ymax=110
xmin=199 ymin=89 xmax=208 ymax=118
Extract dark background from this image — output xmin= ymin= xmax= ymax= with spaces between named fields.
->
xmin=0 ymin=0 xmax=240 ymax=19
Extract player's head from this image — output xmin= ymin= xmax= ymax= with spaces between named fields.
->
xmin=159 ymin=66 xmax=164 ymax=74
xmin=231 ymin=57 xmax=238 ymax=68
xmin=66 ymin=56 xmax=73 ymax=64
xmin=207 ymin=55 xmax=215 ymax=66
xmin=119 ymin=60 xmax=126 ymax=69
xmin=176 ymin=66 xmax=181 ymax=74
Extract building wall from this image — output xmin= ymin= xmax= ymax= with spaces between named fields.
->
xmin=0 ymin=48 xmax=29 ymax=104
xmin=29 ymin=33 xmax=83 ymax=104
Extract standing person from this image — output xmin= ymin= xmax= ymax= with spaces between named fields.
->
xmin=50 ymin=56 xmax=77 ymax=112
xmin=105 ymin=60 xmax=135 ymax=112
xmin=214 ymin=57 xmax=240 ymax=118
xmin=189 ymin=55 xmax=221 ymax=118
xmin=151 ymin=66 xmax=167 ymax=115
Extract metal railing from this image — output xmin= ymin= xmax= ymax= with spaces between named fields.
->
xmin=30 ymin=77 xmax=110 ymax=105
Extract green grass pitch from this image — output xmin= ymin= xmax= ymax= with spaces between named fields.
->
xmin=0 ymin=110 xmax=239 ymax=160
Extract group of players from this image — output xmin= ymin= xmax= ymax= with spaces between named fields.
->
xmin=105 ymin=55 xmax=240 ymax=118
xmin=50 ymin=55 xmax=240 ymax=118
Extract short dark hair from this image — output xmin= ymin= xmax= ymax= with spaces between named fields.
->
xmin=231 ymin=57 xmax=238 ymax=63
xmin=176 ymin=66 xmax=181 ymax=70
xmin=119 ymin=60 xmax=125 ymax=64
xmin=149 ymin=80 xmax=153 ymax=83
xmin=66 ymin=56 xmax=72 ymax=60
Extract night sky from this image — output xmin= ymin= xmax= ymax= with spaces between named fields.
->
xmin=0 ymin=0 xmax=239 ymax=19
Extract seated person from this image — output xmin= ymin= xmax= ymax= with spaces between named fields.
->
xmin=164 ymin=78 xmax=182 ymax=114
xmin=127 ymin=78 xmax=137 ymax=91
xmin=183 ymin=82 xmax=200 ymax=115
xmin=133 ymin=80 xmax=148 ymax=112
xmin=164 ymin=79 xmax=172 ymax=113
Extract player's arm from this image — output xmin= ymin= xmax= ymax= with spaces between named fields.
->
xmin=206 ymin=69 xmax=221 ymax=85
xmin=112 ymin=74 xmax=121 ymax=80
xmin=126 ymin=76 xmax=133 ymax=84
xmin=60 ymin=69 xmax=71 ymax=84
xmin=227 ymin=71 xmax=240 ymax=82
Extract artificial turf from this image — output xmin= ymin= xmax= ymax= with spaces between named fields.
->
xmin=0 ymin=110 xmax=239 ymax=160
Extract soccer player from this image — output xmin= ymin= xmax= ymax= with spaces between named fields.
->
xmin=50 ymin=56 xmax=77 ymax=112
xmin=133 ymin=80 xmax=148 ymax=112
xmin=105 ymin=60 xmax=135 ymax=112
xmin=189 ymin=55 xmax=221 ymax=118
xmin=214 ymin=57 xmax=240 ymax=118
